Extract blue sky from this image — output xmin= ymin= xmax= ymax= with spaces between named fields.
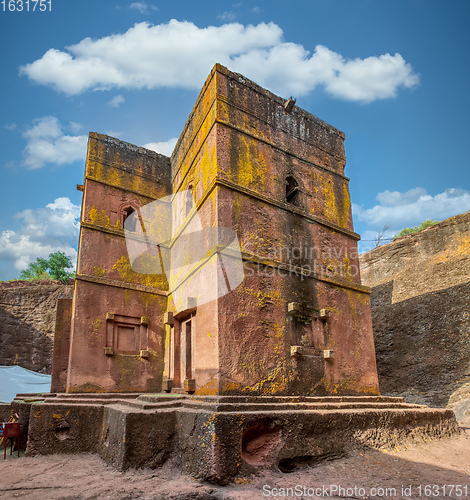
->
xmin=1 ymin=0 xmax=469 ymax=280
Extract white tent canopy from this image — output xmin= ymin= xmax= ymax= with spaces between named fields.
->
xmin=0 ymin=366 xmax=51 ymax=403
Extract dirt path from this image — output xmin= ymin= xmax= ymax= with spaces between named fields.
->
xmin=0 ymin=428 xmax=469 ymax=499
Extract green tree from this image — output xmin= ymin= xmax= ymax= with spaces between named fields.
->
xmin=19 ymin=251 xmax=75 ymax=284
xmin=392 ymin=219 xmax=440 ymax=240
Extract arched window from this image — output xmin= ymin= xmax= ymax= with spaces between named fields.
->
xmin=122 ymin=206 xmax=138 ymax=231
xmin=286 ymin=176 xmax=299 ymax=203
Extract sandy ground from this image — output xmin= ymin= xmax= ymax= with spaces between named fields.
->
xmin=0 ymin=427 xmax=469 ymax=500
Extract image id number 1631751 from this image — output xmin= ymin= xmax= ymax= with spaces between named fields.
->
xmin=2 ymin=0 xmax=51 ymax=11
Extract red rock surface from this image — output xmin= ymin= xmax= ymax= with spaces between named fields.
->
xmin=1 ymin=427 xmax=469 ymax=499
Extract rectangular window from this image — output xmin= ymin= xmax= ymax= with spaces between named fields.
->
xmin=105 ymin=313 xmax=149 ymax=356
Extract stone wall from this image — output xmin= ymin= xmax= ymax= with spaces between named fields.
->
xmin=0 ymin=280 xmax=73 ymax=373
xmin=65 ymin=133 xmax=171 ymax=393
xmin=359 ymin=211 xmax=470 ymax=416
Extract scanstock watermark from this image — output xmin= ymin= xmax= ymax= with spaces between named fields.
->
xmin=124 ymin=190 xmax=361 ymax=311
xmin=263 ymin=484 xmax=396 ymax=497
xmin=262 ymin=484 xmax=470 ymax=497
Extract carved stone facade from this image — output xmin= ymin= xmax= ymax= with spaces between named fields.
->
xmin=56 ymin=64 xmax=379 ymax=396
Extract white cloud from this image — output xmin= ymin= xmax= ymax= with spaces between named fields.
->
xmin=20 ymin=20 xmax=419 ymax=102
xmin=108 ymin=94 xmax=125 ymax=108
xmin=15 ymin=197 xmax=80 ymax=242
xmin=144 ymin=137 xmax=178 ymax=156
xmin=69 ymin=121 xmax=83 ymax=134
xmin=0 ymin=197 xmax=80 ymax=275
xmin=22 ymin=116 xmax=88 ymax=169
xmin=320 ymin=50 xmax=419 ymax=102
xmin=353 ymin=187 xmax=470 ymax=231
xmin=4 ymin=123 xmax=17 ymax=130
xmin=129 ymin=2 xmax=158 ymax=14
xmin=218 ymin=11 xmax=237 ymax=21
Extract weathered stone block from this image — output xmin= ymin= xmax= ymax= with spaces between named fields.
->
xmin=290 ymin=345 xmax=303 ymax=357
xmin=321 ymin=350 xmax=335 ymax=359
xmin=163 ymin=311 xmax=173 ymax=325
xmin=98 ymin=405 xmax=175 ymax=470
xmin=51 ymin=298 xmax=73 ymax=392
xmin=184 ymin=379 xmax=196 ymax=393
xmin=25 ymin=402 xmax=104 ymax=456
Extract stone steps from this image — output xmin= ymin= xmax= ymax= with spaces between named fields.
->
xmin=16 ymin=392 xmax=460 ymax=484
xmin=21 ymin=395 xmax=428 ymax=413
xmin=179 ymin=401 xmax=426 ymax=412
xmin=17 ymin=393 xmax=428 ymax=412
xmin=138 ymin=394 xmax=408 ymax=404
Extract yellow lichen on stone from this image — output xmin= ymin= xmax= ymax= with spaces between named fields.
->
xmin=241 ymin=286 xmax=283 ymax=309
xmin=227 ymin=134 xmax=267 ymax=190
xmin=90 ymin=318 xmax=102 ymax=346
xmin=93 ymin=266 xmax=106 ymax=277
xmin=89 ymin=205 xmax=111 ymax=227
xmin=340 ymin=183 xmax=352 ymax=227
xmin=112 ymin=255 xmax=168 ymax=290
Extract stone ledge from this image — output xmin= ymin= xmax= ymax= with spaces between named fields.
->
xmin=17 ymin=393 xmax=460 ymax=484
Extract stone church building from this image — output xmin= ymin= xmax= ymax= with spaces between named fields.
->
xmin=52 ymin=64 xmax=379 ymax=397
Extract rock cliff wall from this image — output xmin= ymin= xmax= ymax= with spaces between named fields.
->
xmin=359 ymin=211 xmax=470 ymax=420
xmin=0 ymin=281 xmax=73 ymax=373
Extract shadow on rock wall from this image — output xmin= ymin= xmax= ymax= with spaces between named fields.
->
xmin=0 ymin=306 xmax=53 ymax=373
xmin=372 ymin=280 xmax=470 ymax=409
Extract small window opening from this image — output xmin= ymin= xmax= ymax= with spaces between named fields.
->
xmin=124 ymin=207 xmax=135 ymax=220
xmin=286 ymin=176 xmax=299 ymax=203
xmin=122 ymin=207 xmax=138 ymax=231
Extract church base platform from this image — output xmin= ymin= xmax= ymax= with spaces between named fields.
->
xmin=13 ymin=393 xmax=460 ymax=484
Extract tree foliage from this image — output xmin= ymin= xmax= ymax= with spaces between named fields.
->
xmin=392 ymin=219 xmax=440 ymax=240
xmin=19 ymin=251 xmax=75 ymax=284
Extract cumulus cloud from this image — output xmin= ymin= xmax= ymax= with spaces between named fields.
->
xmin=129 ymin=2 xmax=158 ymax=14
xmin=353 ymin=187 xmax=470 ymax=230
xmin=143 ymin=137 xmax=178 ymax=157
xmin=20 ymin=20 xmax=419 ymax=102
xmin=0 ymin=197 xmax=80 ymax=276
xmin=108 ymin=94 xmax=125 ymax=108
xmin=22 ymin=116 xmax=88 ymax=169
